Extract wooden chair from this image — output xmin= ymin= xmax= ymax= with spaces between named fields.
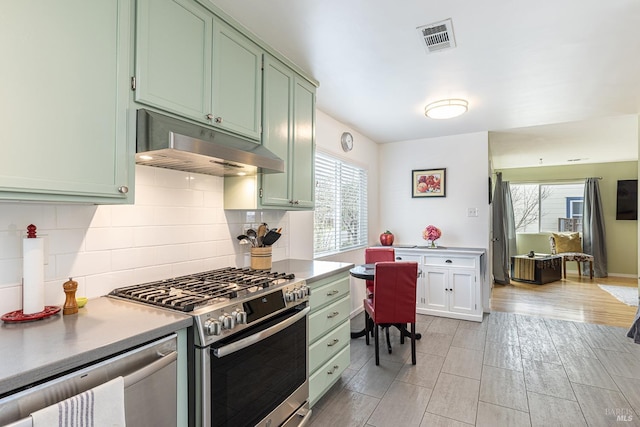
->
xmin=363 ymin=261 xmax=418 ymax=365
xmin=549 ymin=233 xmax=594 ymax=279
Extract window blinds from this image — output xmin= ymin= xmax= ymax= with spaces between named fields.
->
xmin=314 ymin=152 xmax=368 ymax=256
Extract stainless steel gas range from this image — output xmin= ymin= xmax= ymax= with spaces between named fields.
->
xmin=110 ymin=267 xmax=311 ymax=427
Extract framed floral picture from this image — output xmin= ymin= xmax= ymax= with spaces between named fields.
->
xmin=412 ymin=168 xmax=446 ymax=198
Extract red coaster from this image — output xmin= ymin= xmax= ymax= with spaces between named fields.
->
xmin=1 ymin=306 xmax=61 ymax=323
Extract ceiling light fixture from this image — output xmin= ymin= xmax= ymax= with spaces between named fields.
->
xmin=424 ymin=99 xmax=468 ymax=119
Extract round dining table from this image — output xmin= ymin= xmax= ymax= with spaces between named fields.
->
xmin=349 ymin=263 xmax=375 ymax=280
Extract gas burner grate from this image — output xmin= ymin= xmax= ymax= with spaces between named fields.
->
xmin=109 ymin=267 xmax=296 ymax=312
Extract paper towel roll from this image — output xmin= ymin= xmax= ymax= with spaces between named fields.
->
xmin=23 ymin=237 xmax=45 ymax=314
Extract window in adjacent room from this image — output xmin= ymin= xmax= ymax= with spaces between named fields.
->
xmin=314 ymin=151 xmax=368 ymax=257
xmin=510 ymin=182 xmax=584 ymax=233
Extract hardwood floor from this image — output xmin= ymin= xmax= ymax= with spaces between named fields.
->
xmin=491 ymin=274 xmax=639 ymax=328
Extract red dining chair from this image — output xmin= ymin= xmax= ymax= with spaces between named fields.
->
xmin=365 ymin=247 xmax=395 ymax=298
xmin=363 ymin=261 xmax=418 ymax=365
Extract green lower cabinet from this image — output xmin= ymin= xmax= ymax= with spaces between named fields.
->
xmin=307 ymin=271 xmax=351 ymax=407
xmin=0 ymin=0 xmax=133 ymax=203
xmin=309 ymin=346 xmax=350 ymax=407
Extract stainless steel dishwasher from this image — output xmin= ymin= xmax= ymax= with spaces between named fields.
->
xmin=0 ymin=334 xmax=178 ymax=427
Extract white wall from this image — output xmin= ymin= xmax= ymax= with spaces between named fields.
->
xmin=0 ymin=165 xmax=293 ymax=315
xmin=379 ymin=131 xmax=491 ymax=307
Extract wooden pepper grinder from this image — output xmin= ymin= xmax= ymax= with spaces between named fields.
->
xmin=63 ymin=277 xmax=78 ymax=315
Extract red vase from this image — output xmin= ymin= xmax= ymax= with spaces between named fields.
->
xmin=380 ymin=233 xmax=394 ymax=246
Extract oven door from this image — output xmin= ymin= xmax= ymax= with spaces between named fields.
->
xmin=198 ymin=304 xmax=311 ymax=427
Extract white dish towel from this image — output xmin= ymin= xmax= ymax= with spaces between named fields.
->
xmin=30 ymin=376 xmax=125 ymax=427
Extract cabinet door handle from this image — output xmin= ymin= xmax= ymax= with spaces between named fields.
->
xmin=206 ymin=113 xmax=213 ymax=120
xmin=327 ymin=338 xmax=339 ymax=347
xmin=327 ymin=364 xmax=339 ymax=374
xmin=118 ymin=186 xmax=129 ymax=194
xmin=327 ymin=311 xmax=340 ymax=319
xmin=396 ymin=257 xmax=402 ymax=260
xmin=446 ymin=259 xmax=453 ymax=263
xmin=326 ymin=290 xmax=339 ymax=296
xmin=214 ymin=116 xmax=223 ymax=123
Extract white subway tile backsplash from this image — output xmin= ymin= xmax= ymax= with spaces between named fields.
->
xmin=56 ymin=251 xmax=112 ymax=278
xmin=0 ymin=259 xmax=21 ymax=287
xmin=132 ymin=263 xmax=173 ymax=284
xmin=112 ymin=247 xmax=157 ymax=271
xmin=189 ymin=173 xmax=222 ymax=191
xmin=0 ymin=231 xmax=22 ymax=259
xmin=47 ymin=229 xmax=86 ymax=254
xmin=134 ymin=165 xmax=155 ymax=186
xmin=91 ymin=206 xmax=113 ymax=228
xmin=85 ymin=228 xmax=134 ymax=251
xmin=156 ymin=244 xmax=192 ymax=265
xmin=86 ymin=270 xmax=137 ymax=298
xmin=133 ymin=184 xmax=164 ymax=206
xmin=110 ymin=205 xmax=154 ymax=227
xmin=0 ymin=285 xmax=23 ymax=316
xmin=0 ymin=167 xmax=291 ymax=312
xmin=188 ymin=242 xmax=217 ymax=260
xmin=56 ymin=205 xmax=100 ymax=229
xmin=155 ymin=167 xmax=191 ymax=189
xmin=153 ymin=206 xmax=190 ymax=226
xmin=0 ymin=203 xmax=56 ymax=232
xmin=189 ymin=207 xmax=219 ymax=225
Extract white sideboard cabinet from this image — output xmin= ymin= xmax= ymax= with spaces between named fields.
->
xmin=395 ymin=247 xmax=486 ymax=322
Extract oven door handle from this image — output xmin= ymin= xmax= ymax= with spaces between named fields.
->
xmin=213 ymin=306 xmax=310 ymax=358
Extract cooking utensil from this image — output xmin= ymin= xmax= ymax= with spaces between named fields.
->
xmin=262 ymin=230 xmax=281 ymax=246
xmin=257 ymin=223 xmax=267 ymax=246
xmin=246 ymin=229 xmax=258 ymax=247
xmin=237 ymin=234 xmax=249 ymax=241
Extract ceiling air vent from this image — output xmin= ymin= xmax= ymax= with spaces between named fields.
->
xmin=417 ymin=18 xmax=456 ymax=53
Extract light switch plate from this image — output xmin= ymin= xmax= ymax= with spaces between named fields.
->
xmin=467 ymin=208 xmax=478 ymax=217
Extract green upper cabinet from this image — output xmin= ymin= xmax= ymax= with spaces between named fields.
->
xmin=0 ymin=0 xmax=133 ymax=203
xmin=260 ymin=57 xmax=294 ymax=207
xmin=259 ymin=56 xmax=315 ymax=210
xmin=212 ymin=20 xmax=263 ymax=140
xmin=135 ymin=0 xmax=262 ymax=140
xmin=134 ymin=0 xmax=212 ymax=123
xmin=224 ymin=56 xmax=315 ymax=211
xmin=291 ymin=78 xmax=316 ymax=208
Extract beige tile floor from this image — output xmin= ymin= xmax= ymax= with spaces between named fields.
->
xmin=308 ymin=311 xmax=640 ymax=427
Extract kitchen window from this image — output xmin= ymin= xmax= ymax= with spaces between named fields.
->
xmin=511 ymin=182 xmax=584 ymax=233
xmin=314 ymin=151 xmax=368 ymax=256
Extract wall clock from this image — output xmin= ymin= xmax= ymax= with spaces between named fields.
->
xmin=341 ymin=132 xmax=353 ymax=152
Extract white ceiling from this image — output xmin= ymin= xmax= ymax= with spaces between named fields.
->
xmin=209 ymin=0 xmax=640 ymax=168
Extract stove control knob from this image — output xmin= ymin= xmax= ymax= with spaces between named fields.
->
xmin=296 ymin=288 xmax=305 ymax=299
xmin=299 ymin=285 xmax=309 ymax=297
xmin=205 ymin=319 xmax=222 ymax=336
xmin=233 ymin=309 xmax=247 ymax=324
xmin=224 ymin=314 xmax=235 ymax=330
xmin=285 ymin=291 xmax=296 ymax=302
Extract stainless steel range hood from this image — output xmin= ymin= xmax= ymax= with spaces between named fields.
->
xmin=135 ymin=109 xmax=284 ymax=176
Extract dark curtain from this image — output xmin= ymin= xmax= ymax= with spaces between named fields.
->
xmin=492 ymin=172 xmax=517 ymax=284
xmin=583 ymin=178 xmax=607 ymax=277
